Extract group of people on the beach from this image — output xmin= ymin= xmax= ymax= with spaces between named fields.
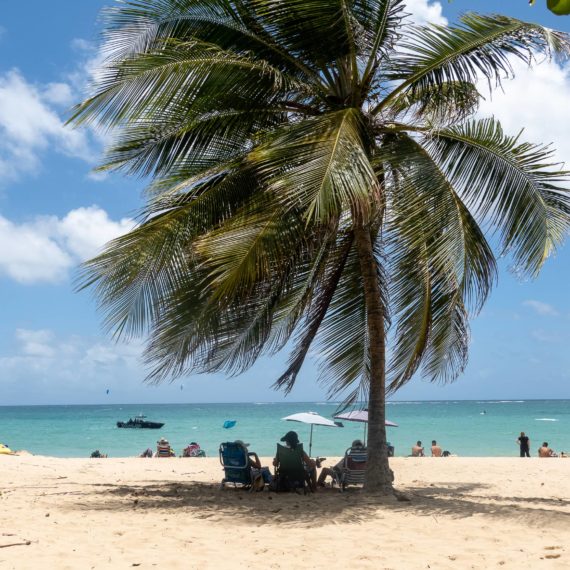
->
xmin=410 ymin=440 xmax=451 ymax=457
xmin=517 ymin=432 xmax=567 ymax=458
xmin=139 ymin=437 xmax=207 ymax=458
xmin=234 ymin=430 xmax=363 ymax=491
xmin=88 ymin=430 xmax=567 ymax=463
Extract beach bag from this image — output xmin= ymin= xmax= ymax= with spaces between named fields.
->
xmin=250 ymin=469 xmax=265 ymax=492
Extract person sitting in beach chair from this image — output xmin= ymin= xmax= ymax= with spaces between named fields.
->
xmin=219 ymin=440 xmax=261 ymax=489
xmin=155 ymin=437 xmax=173 ymax=458
xmin=182 ymin=442 xmax=206 ymax=457
xmin=272 ymin=431 xmax=316 ymax=493
xmin=336 ymin=441 xmax=368 ymax=492
xmin=317 ymin=439 xmax=366 ymax=488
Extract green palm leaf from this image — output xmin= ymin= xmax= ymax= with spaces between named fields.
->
xmin=377 ymin=13 xmax=570 ymax=114
xmin=425 ymin=118 xmax=570 ymax=276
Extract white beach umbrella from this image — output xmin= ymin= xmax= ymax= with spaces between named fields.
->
xmin=281 ymin=411 xmax=342 ymax=456
xmin=333 ymin=410 xmax=398 ymax=445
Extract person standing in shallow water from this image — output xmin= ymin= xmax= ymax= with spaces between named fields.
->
xmin=517 ymin=432 xmax=530 ymax=457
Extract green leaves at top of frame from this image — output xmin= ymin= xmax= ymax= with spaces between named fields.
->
xmin=530 ymin=0 xmax=570 ymax=16
xmin=380 ymin=13 xmax=570 ymax=114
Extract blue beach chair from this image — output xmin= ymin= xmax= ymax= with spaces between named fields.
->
xmin=219 ymin=441 xmax=253 ymax=489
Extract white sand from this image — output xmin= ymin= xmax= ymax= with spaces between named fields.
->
xmin=0 ymin=455 xmax=569 ymax=569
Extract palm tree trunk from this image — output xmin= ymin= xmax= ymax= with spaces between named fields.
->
xmin=354 ymin=223 xmax=394 ymax=494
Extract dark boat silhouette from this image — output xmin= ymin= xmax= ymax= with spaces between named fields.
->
xmin=116 ymin=414 xmax=164 ymax=429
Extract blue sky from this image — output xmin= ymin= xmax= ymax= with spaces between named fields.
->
xmin=1 ymin=0 xmax=569 ymax=405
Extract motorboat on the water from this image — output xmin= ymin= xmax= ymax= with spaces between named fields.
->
xmin=116 ymin=415 xmax=164 ymax=429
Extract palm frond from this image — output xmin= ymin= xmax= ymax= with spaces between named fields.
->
xmin=424 ymin=118 xmax=570 ymax=276
xmin=386 ymin=80 xmax=481 ymax=126
xmin=249 ymin=108 xmax=378 ymax=224
xmin=376 ymin=13 xmax=570 ymax=114
xmin=360 ymin=0 xmax=406 ymax=87
xmin=383 ymin=133 xmax=496 ymax=391
xmin=315 ymin=233 xmax=388 ymax=401
xmin=77 ymin=167 xmax=259 ymax=338
xmin=100 ymin=0 xmax=329 ymax=91
xmin=70 ymin=39 xmax=301 ymax=129
xmin=273 ymin=230 xmax=353 ymax=393
xmin=195 ymin=200 xmax=306 ymax=302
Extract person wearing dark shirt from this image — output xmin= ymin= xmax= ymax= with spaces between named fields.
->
xmin=517 ymin=432 xmax=530 ymax=458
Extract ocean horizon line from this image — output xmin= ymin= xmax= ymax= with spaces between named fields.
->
xmin=1 ymin=397 xmax=569 ymax=408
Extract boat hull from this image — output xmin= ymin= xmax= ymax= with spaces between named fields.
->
xmin=116 ymin=421 xmax=164 ymax=429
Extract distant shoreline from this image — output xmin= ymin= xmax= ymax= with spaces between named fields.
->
xmin=2 ymin=397 xmax=569 ymax=407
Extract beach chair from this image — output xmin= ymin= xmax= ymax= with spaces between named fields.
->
xmin=337 ymin=446 xmax=367 ymax=492
xmin=156 ymin=444 xmax=173 ymax=457
xmin=274 ymin=443 xmax=311 ymax=494
xmin=219 ymin=442 xmax=253 ymax=489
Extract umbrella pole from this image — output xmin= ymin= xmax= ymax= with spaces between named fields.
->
xmin=363 ymin=423 xmax=367 ymax=447
xmin=309 ymin=424 xmax=313 ymax=457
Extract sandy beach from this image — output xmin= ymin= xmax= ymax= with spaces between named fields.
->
xmin=0 ymin=455 xmax=568 ymax=569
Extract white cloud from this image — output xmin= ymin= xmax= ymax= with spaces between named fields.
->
xmin=0 ymin=33 xmax=114 ymax=185
xmin=523 ymin=300 xmax=559 ymax=317
xmin=405 ymin=0 xmax=447 ymax=26
xmin=67 ymin=38 xmax=107 ymax=101
xmin=0 ymin=206 xmax=134 ymax=284
xmin=0 ymin=215 xmax=73 ymax=283
xmin=70 ymin=38 xmax=93 ymax=52
xmin=478 ymin=59 xmax=570 ymax=167
xmin=42 ymin=82 xmax=74 ymax=106
xmin=531 ymin=329 xmax=560 ymax=343
xmin=0 ymin=329 xmax=145 ymax=394
xmin=0 ymin=69 xmax=93 ymax=182
xmin=15 ymin=329 xmax=56 ymax=358
xmin=56 ymin=206 xmax=135 ymax=260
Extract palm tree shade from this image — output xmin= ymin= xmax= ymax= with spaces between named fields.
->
xmin=71 ymin=0 xmax=570 ymax=492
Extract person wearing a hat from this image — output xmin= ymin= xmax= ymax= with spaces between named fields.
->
xmin=234 ymin=440 xmax=262 ymax=469
xmin=156 ymin=437 xmax=174 ymax=457
xmin=273 ymin=431 xmax=317 ymax=491
xmin=317 ymin=439 xmax=366 ymax=487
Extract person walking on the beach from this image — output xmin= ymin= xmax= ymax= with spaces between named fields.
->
xmin=517 ymin=432 xmax=530 ymax=458
xmin=431 ymin=440 xmax=442 ymax=457
xmin=411 ymin=441 xmax=424 ymax=457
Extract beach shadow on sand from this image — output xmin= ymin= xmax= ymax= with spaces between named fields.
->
xmin=65 ymin=479 xmax=570 ymax=528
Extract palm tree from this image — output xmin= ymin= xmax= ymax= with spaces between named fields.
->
xmin=71 ymin=0 xmax=570 ymax=493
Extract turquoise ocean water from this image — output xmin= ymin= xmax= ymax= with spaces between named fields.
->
xmin=1 ymin=400 xmax=568 ymax=458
